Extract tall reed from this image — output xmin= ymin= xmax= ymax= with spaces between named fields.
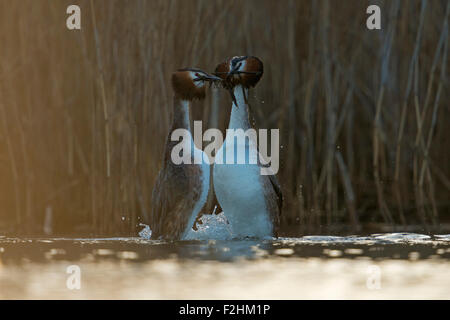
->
xmin=0 ymin=0 xmax=448 ymax=235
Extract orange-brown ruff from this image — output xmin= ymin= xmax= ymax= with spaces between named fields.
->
xmin=215 ymin=56 xmax=263 ymax=89
xmin=150 ymin=69 xmax=213 ymax=240
xmin=171 ymin=68 xmax=207 ymax=101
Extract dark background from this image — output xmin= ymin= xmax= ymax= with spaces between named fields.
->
xmin=0 ymin=0 xmax=448 ymax=236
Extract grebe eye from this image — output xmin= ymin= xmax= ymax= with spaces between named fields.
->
xmin=193 ymin=73 xmax=202 ymax=81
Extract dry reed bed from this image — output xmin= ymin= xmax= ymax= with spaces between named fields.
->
xmin=0 ymin=0 xmax=448 ymax=235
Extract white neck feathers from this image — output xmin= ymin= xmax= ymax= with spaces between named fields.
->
xmin=180 ymin=100 xmax=191 ymax=132
xmin=228 ymin=86 xmax=250 ymax=130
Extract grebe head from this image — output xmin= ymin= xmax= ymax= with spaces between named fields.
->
xmin=214 ymin=56 xmax=264 ymax=89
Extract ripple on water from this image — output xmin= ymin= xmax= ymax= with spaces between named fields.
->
xmin=0 ymin=232 xmax=449 ymax=264
xmin=278 ymin=232 xmax=450 ymax=245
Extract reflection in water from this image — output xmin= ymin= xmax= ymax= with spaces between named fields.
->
xmin=0 ymin=233 xmax=449 ymax=299
xmin=1 ymin=233 xmax=449 ymax=262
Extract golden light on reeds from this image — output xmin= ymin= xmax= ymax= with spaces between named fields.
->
xmin=0 ymin=0 xmax=448 ymax=236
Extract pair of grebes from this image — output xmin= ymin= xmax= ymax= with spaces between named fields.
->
xmin=150 ymin=56 xmax=282 ymax=240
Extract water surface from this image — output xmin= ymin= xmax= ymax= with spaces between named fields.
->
xmin=0 ymin=233 xmax=449 ymax=299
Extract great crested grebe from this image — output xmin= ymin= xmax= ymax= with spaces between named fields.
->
xmin=213 ymin=56 xmax=282 ymax=238
xmin=150 ymin=68 xmax=221 ymax=240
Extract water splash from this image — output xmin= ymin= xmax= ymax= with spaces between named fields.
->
xmin=136 ymin=207 xmax=233 ymax=240
xmin=185 ymin=207 xmax=234 ymax=240
xmin=138 ymin=223 xmax=152 ymax=240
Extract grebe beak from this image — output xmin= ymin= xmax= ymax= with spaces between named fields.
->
xmin=194 ymin=73 xmax=223 ymax=82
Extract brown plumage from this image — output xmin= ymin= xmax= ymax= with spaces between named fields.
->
xmin=150 ymin=135 xmax=204 ymax=239
xmin=261 ymin=168 xmax=283 ymax=237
